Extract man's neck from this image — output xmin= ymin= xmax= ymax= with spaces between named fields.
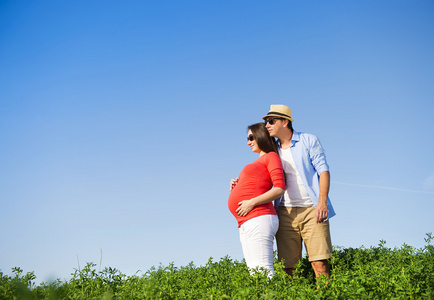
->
xmin=278 ymin=130 xmax=293 ymax=149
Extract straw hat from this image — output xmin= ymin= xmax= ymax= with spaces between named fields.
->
xmin=262 ymin=105 xmax=294 ymax=122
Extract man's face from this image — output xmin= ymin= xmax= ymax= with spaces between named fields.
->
xmin=264 ymin=117 xmax=286 ymax=137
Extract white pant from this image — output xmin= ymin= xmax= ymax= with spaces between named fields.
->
xmin=239 ymin=214 xmax=279 ymax=277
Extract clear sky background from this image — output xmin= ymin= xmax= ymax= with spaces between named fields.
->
xmin=1 ymin=0 xmax=433 ymax=284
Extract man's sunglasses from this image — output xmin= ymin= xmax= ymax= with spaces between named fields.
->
xmin=247 ymin=134 xmax=254 ymax=142
xmin=264 ymin=118 xmax=283 ymax=125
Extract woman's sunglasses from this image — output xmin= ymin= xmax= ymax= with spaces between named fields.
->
xmin=264 ymin=118 xmax=283 ymax=125
xmin=247 ymin=134 xmax=254 ymax=142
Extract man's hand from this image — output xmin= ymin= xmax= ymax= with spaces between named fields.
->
xmin=236 ymin=200 xmax=254 ymax=217
xmin=315 ymin=201 xmax=328 ymax=223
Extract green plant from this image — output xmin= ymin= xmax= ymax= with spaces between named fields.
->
xmin=1 ymin=234 xmax=433 ymax=299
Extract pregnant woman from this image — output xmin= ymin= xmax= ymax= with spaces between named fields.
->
xmin=228 ymin=122 xmax=285 ymax=277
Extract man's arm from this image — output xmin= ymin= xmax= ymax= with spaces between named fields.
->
xmin=316 ymin=171 xmax=330 ymax=223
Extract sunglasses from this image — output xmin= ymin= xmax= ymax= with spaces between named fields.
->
xmin=264 ymin=118 xmax=283 ymax=125
xmin=247 ymin=134 xmax=254 ymax=142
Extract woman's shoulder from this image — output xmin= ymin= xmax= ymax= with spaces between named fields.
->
xmin=260 ymin=152 xmax=283 ymax=170
xmin=262 ymin=151 xmax=280 ymax=161
xmin=265 ymin=151 xmax=280 ymax=157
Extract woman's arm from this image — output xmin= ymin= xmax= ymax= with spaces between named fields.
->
xmin=237 ymin=152 xmax=285 ymax=217
xmin=236 ymin=187 xmax=284 ymax=217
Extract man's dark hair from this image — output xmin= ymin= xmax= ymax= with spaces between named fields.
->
xmin=287 ymin=120 xmax=293 ymax=132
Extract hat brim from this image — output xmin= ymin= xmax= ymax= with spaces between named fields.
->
xmin=262 ymin=113 xmax=294 ymax=123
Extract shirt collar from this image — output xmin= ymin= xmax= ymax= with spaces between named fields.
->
xmin=291 ymin=130 xmax=300 ymax=143
xmin=278 ymin=130 xmax=299 ymax=148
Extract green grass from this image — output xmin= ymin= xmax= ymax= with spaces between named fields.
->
xmin=1 ymin=233 xmax=433 ymax=299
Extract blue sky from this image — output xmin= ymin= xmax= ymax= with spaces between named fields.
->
xmin=1 ymin=0 xmax=433 ymax=283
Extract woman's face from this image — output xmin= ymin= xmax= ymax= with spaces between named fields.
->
xmin=247 ymin=129 xmax=261 ymax=153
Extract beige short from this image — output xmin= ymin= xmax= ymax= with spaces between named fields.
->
xmin=276 ymin=206 xmax=332 ymax=268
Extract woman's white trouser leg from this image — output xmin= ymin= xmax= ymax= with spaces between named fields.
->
xmin=239 ymin=214 xmax=279 ymax=277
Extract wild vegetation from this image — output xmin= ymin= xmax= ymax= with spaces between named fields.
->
xmin=1 ymin=234 xmax=433 ymax=299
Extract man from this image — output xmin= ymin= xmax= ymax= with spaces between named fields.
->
xmin=262 ymin=104 xmax=336 ymax=279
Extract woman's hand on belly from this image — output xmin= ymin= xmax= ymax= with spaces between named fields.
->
xmin=236 ymin=199 xmax=254 ymax=217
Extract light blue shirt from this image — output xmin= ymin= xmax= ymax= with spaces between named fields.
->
xmin=274 ymin=130 xmax=336 ymax=219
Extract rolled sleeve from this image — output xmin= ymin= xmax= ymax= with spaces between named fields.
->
xmin=308 ymin=136 xmax=329 ymax=175
xmin=311 ymin=152 xmax=329 ymax=175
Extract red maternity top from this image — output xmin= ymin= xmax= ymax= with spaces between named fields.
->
xmin=228 ymin=152 xmax=285 ymax=227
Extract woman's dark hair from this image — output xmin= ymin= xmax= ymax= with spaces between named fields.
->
xmin=248 ymin=122 xmax=279 ymax=154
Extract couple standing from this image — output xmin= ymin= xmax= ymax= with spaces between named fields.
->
xmin=228 ymin=104 xmax=336 ymax=279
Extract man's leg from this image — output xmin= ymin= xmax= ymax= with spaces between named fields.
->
xmin=300 ymin=206 xmax=332 ymax=278
xmin=283 ymin=267 xmax=295 ymax=277
xmin=311 ymin=259 xmax=330 ymax=278
xmin=276 ymin=206 xmax=302 ymax=276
